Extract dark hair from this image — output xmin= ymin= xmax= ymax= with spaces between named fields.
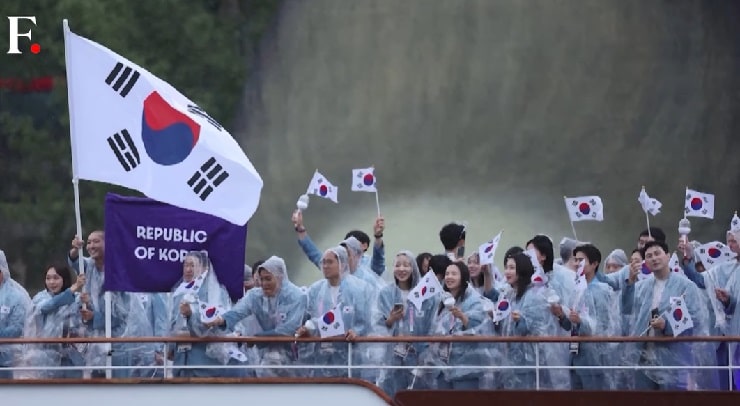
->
xmin=631 ymin=248 xmax=644 ymax=259
xmin=439 ymin=223 xmax=466 ymax=250
xmin=251 ymin=259 xmax=265 ymax=276
xmin=511 ymin=253 xmax=535 ymax=300
xmin=639 ymin=227 xmax=666 ymax=243
xmin=416 ymin=252 xmax=432 ymax=275
xmin=344 ymin=230 xmax=370 ymax=248
xmin=573 ymin=244 xmax=602 ymax=272
xmin=644 ymin=240 xmax=670 ymax=255
xmin=438 ymin=261 xmax=470 ymax=314
xmin=428 ymin=254 xmax=452 ymax=278
xmin=526 ymin=235 xmax=554 ymax=272
xmin=503 ymin=246 xmax=524 ymax=267
xmin=46 ymin=263 xmax=73 ymax=293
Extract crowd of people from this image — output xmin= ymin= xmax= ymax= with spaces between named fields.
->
xmin=0 ymin=208 xmax=738 ymax=395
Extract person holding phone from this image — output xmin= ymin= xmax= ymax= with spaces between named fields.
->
xmin=372 ymin=251 xmax=436 ymax=396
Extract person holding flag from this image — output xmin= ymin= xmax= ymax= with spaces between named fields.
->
xmin=295 ymin=246 xmax=372 ymax=379
xmin=689 ymin=219 xmax=740 ymax=390
xmin=495 ymin=249 xmax=559 ymax=389
xmin=168 ymin=251 xmax=241 ymax=378
xmin=205 ymin=256 xmax=307 ymax=378
xmin=557 ymin=244 xmax=619 ymax=390
xmin=372 ymin=250 xmax=437 ymax=396
xmin=421 ymin=261 xmax=488 ymax=390
xmin=621 ymin=241 xmax=711 ymax=390
xmin=67 ymin=232 xmax=150 ymax=378
xmin=291 ymin=209 xmax=386 ymax=277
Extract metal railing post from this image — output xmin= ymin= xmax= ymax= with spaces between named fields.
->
xmin=535 ymin=342 xmax=540 ymax=390
xmin=347 ymin=342 xmax=353 ymax=378
xmin=728 ymin=343 xmax=733 ymax=392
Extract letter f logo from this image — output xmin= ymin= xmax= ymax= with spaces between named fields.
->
xmin=7 ymin=16 xmax=37 ymax=54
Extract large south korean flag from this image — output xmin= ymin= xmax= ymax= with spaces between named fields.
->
xmin=64 ymin=22 xmax=262 ymax=225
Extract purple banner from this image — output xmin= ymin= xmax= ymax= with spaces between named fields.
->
xmin=103 ymin=193 xmax=247 ymax=301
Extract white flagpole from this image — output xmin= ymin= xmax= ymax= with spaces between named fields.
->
xmin=64 ymin=19 xmax=85 ymax=275
xmin=683 ymin=186 xmax=688 ymax=220
xmin=374 ymin=190 xmax=381 ymax=217
xmin=640 ymin=186 xmax=652 ymax=238
xmin=570 ymin=220 xmax=578 ymax=241
xmin=64 ymin=19 xmax=111 ymax=379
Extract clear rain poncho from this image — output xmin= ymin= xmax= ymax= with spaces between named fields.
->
xmin=301 ymin=246 xmax=372 ymax=379
xmin=372 ymin=250 xmax=437 ymax=395
xmin=563 ymin=278 xmax=623 ymax=390
xmin=621 ymin=271 xmax=712 ymax=390
xmin=169 ymin=251 xmax=243 ymax=378
xmin=342 ymin=236 xmax=386 ymax=294
xmin=69 ymin=254 xmax=152 ymax=378
xmin=419 ymin=284 xmax=488 ymax=388
xmin=21 ymin=284 xmax=84 ymax=379
xmin=0 ymin=250 xmax=32 ymax=379
xmin=221 ymin=256 xmax=307 ymax=378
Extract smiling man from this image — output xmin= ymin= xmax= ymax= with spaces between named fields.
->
xmin=621 ymin=240 xmax=708 ymax=391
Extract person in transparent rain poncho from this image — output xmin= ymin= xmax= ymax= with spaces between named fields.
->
xmin=419 ymin=261 xmax=487 ymax=390
xmin=0 ymin=250 xmax=32 ymax=379
xmin=296 ymin=246 xmax=372 ymax=379
xmin=709 ymin=228 xmax=740 ymax=390
xmin=67 ymin=231 xmax=151 ymax=378
xmin=130 ymin=292 xmax=169 ymax=378
xmin=341 ymin=236 xmax=386 ymax=295
xmin=372 ymin=250 xmax=437 ymax=396
xmin=562 ymin=244 xmax=621 ymax=390
xmin=680 ymin=227 xmax=740 ymax=390
xmin=206 ymin=256 xmax=306 ymax=378
xmin=169 ymin=251 xmax=246 ymax=378
xmin=22 ymin=263 xmax=86 ymax=379
xmin=525 ymin=235 xmax=574 ymax=390
xmin=621 ymin=241 xmax=712 ymax=391
xmin=495 ymin=251 xmax=559 ymax=390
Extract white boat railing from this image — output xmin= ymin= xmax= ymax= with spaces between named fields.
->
xmin=0 ymin=335 xmax=737 ymax=390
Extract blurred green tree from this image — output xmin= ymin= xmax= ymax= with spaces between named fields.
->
xmin=0 ymin=0 xmax=281 ymax=290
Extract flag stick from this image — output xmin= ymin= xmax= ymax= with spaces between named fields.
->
xmin=645 ymin=211 xmax=651 ymax=237
xmin=683 ymin=186 xmax=688 ymax=220
xmin=570 ymin=220 xmax=578 ymax=241
xmin=374 ymin=190 xmax=381 ymax=217
xmin=64 ymin=18 xmax=111 ymax=379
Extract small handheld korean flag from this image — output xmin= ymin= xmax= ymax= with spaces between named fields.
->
xmin=638 ymin=187 xmax=662 ymax=216
xmin=351 ymin=167 xmax=377 ymax=192
xmin=351 ymin=166 xmax=381 ymax=215
xmin=63 ymin=22 xmax=262 ymax=226
xmin=637 ymin=260 xmax=653 ymax=281
xmin=526 ymin=249 xmax=549 ymax=286
xmin=572 ymin=260 xmax=588 ymax=307
xmin=564 ymin=196 xmax=604 ymax=222
xmin=730 ymin=211 xmax=740 ymax=233
xmin=478 ymin=231 xmax=503 ymax=266
xmin=408 ymin=271 xmax=443 ymax=310
xmin=306 ymin=170 xmax=338 ymax=203
xmin=668 ymin=296 xmax=693 ymax=337
xmin=684 ymin=188 xmax=715 ymax=219
xmin=199 ymin=302 xmax=226 ymax=324
xmin=669 ymin=253 xmax=685 ymax=276
xmin=696 ymin=241 xmax=737 ymax=267
xmin=318 ymin=303 xmax=345 ymax=338
xmin=492 ymin=297 xmax=511 ymax=323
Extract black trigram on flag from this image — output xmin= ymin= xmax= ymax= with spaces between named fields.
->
xmin=187 ymin=104 xmax=223 ymax=132
xmin=105 ymin=62 xmax=140 ymax=98
xmin=187 ymin=157 xmax=229 ymax=201
xmin=107 ymin=130 xmax=140 ymax=171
